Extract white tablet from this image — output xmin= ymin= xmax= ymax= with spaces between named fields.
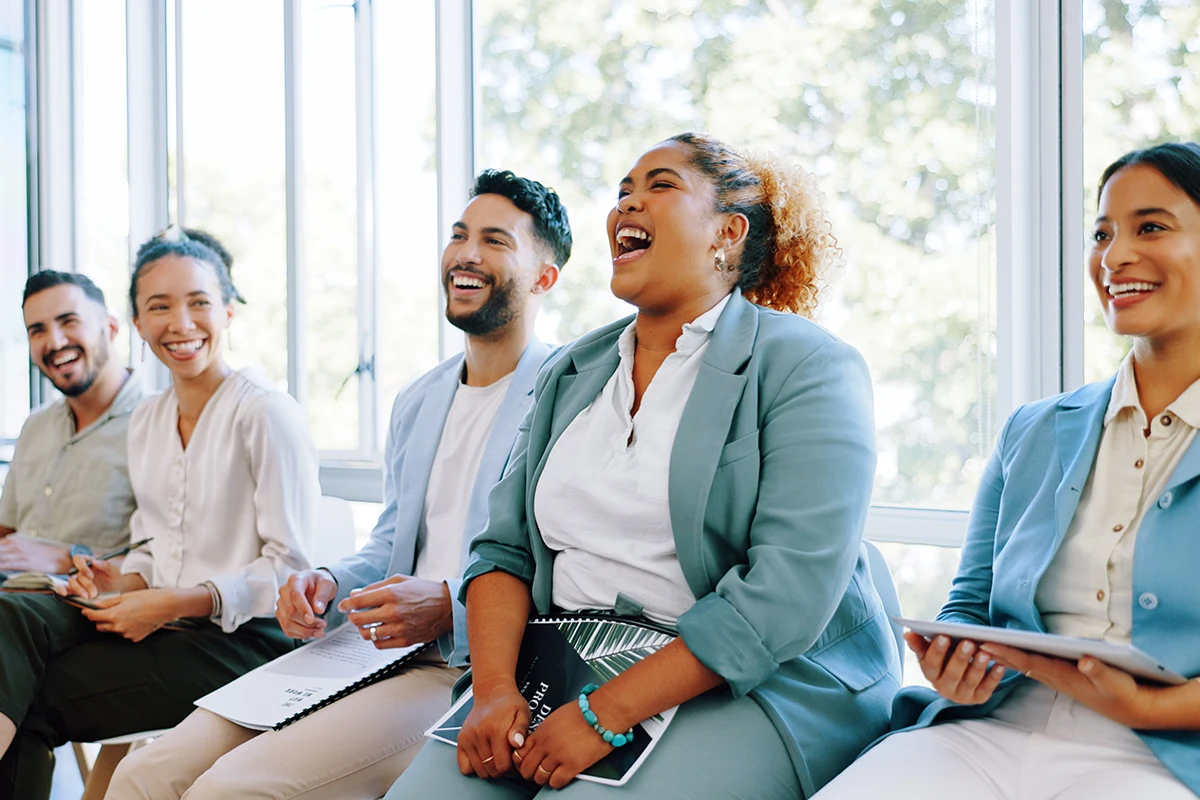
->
xmin=896 ymin=617 xmax=1189 ymax=685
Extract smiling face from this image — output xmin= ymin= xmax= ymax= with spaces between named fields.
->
xmin=132 ymin=255 xmax=234 ymax=381
xmin=607 ymin=141 xmax=736 ymax=313
xmin=23 ymin=284 xmax=117 ymax=397
xmin=441 ymin=193 xmax=556 ymax=337
xmin=1090 ymin=164 xmax=1200 ymax=347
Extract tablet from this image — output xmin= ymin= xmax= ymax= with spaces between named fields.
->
xmin=895 ymin=617 xmax=1188 ymax=685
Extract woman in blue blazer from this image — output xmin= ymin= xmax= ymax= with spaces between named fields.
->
xmin=816 ymin=144 xmax=1200 ymax=800
xmin=384 ymin=133 xmax=900 ymax=799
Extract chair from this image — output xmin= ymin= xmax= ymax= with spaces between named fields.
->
xmin=72 ymin=730 xmax=168 ymax=800
xmin=864 ymin=540 xmax=905 ymax=674
xmin=69 ymin=496 xmax=360 ymax=797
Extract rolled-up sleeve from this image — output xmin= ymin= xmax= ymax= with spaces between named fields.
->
xmin=676 ymin=340 xmax=877 ymax=697
xmin=209 ymin=392 xmax=318 ymax=632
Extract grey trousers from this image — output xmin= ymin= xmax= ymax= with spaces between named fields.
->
xmin=383 ymin=688 xmax=803 ymax=800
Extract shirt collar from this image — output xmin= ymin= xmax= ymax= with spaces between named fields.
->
xmin=63 ymin=369 xmax=146 ymax=438
xmin=617 ymin=292 xmax=733 ymax=362
xmin=1104 ymin=353 xmax=1200 ymax=429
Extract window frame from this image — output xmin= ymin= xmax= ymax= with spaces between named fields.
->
xmin=25 ymin=0 xmax=1097 ymax=548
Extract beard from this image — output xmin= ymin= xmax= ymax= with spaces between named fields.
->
xmin=42 ymin=336 xmax=111 ymax=398
xmin=446 ymin=272 xmax=522 ymax=336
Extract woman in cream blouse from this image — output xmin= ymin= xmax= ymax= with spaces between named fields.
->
xmin=0 ymin=228 xmax=317 ymax=799
xmin=815 ymin=144 xmax=1200 ymax=799
xmin=385 ymin=133 xmax=900 ymax=799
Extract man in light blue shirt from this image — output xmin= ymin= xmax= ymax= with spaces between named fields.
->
xmin=0 ymin=271 xmax=144 ymax=573
xmin=108 ymin=169 xmax=573 ymax=800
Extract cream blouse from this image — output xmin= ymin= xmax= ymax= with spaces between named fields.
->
xmin=122 ymin=369 xmax=319 ymax=632
xmin=1036 ymin=354 xmax=1200 ymax=644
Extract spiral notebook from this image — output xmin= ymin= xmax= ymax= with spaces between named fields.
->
xmin=195 ymin=622 xmax=433 ymax=730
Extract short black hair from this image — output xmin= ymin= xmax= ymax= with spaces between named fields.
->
xmin=22 ymin=270 xmax=107 ymax=309
xmin=130 ymin=228 xmax=243 ymax=317
xmin=1099 ymin=142 xmax=1200 ymax=209
xmin=470 ymin=169 xmax=573 ymax=268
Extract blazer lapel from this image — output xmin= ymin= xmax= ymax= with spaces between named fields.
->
xmin=1052 ymin=378 xmax=1115 ymax=546
xmin=397 ymin=357 xmax=463 ymax=542
xmin=1166 ymin=434 xmax=1200 ymax=491
xmin=669 ymin=292 xmax=755 ymax=595
xmin=525 ymin=325 xmax=625 ymax=606
xmin=458 ymin=341 xmax=552 ymax=570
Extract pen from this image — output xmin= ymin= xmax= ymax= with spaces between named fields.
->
xmin=67 ymin=537 xmax=154 ymax=576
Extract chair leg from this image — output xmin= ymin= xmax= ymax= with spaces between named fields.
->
xmin=71 ymin=741 xmax=91 ymax=785
xmin=80 ymin=742 xmax=133 ymax=800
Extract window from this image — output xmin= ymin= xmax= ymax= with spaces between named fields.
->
xmin=77 ymin=0 xmax=131 ymax=362
xmin=0 ymin=0 xmax=29 ymax=451
xmin=178 ymin=0 xmax=289 ymax=394
xmin=475 ymin=0 xmax=997 ymax=513
xmin=1080 ymin=0 xmax=1200 ymax=383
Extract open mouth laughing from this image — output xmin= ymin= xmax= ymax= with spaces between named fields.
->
xmin=45 ymin=347 xmax=83 ymax=372
xmin=446 ymin=268 xmax=492 ymax=297
xmin=614 ymin=225 xmax=653 ymax=264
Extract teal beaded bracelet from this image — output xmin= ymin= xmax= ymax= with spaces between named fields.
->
xmin=577 ymin=683 xmax=635 ymax=748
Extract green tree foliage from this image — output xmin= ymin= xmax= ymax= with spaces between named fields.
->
xmin=477 ymin=0 xmax=997 ymax=509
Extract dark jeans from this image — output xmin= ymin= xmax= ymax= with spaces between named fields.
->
xmin=0 ymin=592 xmax=293 ymax=800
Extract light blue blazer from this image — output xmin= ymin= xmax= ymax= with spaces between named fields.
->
xmin=889 ymin=377 xmax=1200 ymax=793
xmin=462 ymin=291 xmax=901 ymax=795
xmin=325 ymin=340 xmax=552 ymax=666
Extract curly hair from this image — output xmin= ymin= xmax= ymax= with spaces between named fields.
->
xmin=471 ymin=169 xmax=573 ymax=268
xmin=668 ymin=133 xmax=841 ymax=317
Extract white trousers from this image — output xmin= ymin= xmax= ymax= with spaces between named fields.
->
xmin=105 ymin=656 xmax=462 ymax=800
xmin=813 ymin=682 xmax=1195 ymax=800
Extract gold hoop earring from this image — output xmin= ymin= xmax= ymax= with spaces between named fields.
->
xmin=714 ymin=249 xmax=726 ymax=272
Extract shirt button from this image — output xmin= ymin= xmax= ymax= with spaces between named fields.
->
xmin=1161 ymin=415 xmax=1173 ymax=426
xmin=1139 ymin=593 xmax=1159 ymax=610
xmin=1096 ymin=589 xmax=1106 ymax=601
xmin=1134 ymin=459 xmax=1144 ymax=469
xmin=43 ymin=486 xmax=52 ymax=497
xmin=1158 ymin=492 xmax=1173 ymax=509
xmin=1112 ymin=523 xmax=1124 ymax=532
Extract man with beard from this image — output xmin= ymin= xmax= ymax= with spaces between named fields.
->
xmin=108 ymin=169 xmax=572 ymax=800
xmin=0 ymin=271 xmax=145 ymax=573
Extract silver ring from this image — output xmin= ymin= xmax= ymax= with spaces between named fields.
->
xmin=369 ymin=625 xmax=379 ymax=642
xmin=482 ymin=756 xmax=494 ymax=765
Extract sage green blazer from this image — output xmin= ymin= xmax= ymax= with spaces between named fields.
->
xmin=462 ymin=290 xmax=901 ymax=795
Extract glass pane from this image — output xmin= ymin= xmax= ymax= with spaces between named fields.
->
xmin=300 ymin=0 xmax=360 ymax=452
xmin=179 ymin=0 xmax=287 ymax=389
xmin=1081 ymin=0 xmax=1200 ymax=383
xmin=374 ymin=0 xmax=440 ymax=451
xmin=474 ymin=0 xmax=997 ymax=511
xmin=77 ymin=0 xmax=130 ymax=363
xmin=873 ymin=542 xmax=962 ymax=687
xmin=0 ymin=0 xmax=29 ymax=446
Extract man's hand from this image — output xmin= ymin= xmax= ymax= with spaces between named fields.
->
xmin=277 ymin=570 xmax=339 ymax=639
xmin=0 ymin=536 xmax=72 ymax=573
xmin=338 ymin=574 xmax=453 ymax=649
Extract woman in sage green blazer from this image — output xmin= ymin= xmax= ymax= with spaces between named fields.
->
xmin=386 ymin=133 xmax=901 ymax=799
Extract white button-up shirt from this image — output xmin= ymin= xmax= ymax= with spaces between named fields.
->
xmin=1037 ymin=354 xmax=1200 ymax=644
xmin=121 ymin=370 xmax=318 ymax=632
xmin=535 ymin=294 xmax=731 ymax=626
